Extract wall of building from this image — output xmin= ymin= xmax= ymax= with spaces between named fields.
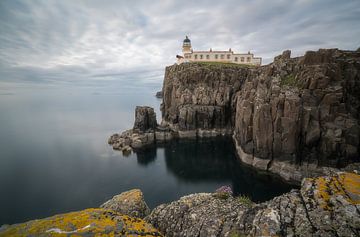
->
xmin=181 ymin=51 xmax=261 ymax=66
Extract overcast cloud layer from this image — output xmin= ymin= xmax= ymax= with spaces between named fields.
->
xmin=0 ymin=0 xmax=360 ymax=86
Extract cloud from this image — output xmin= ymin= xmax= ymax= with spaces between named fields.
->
xmin=0 ymin=0 xmax=359 ymax=86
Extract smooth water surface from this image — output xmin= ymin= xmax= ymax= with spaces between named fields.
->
xmin=0 ymin=77 xmax=295 ymax=225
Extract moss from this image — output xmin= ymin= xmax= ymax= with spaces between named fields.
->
xmin=213 ymin=192 xmax=231 ymax=200
xmin=228 ymin=230 xmax=246 ymax=237
xmin=237 ymin=195 xmax=254 ymax=207
xmin=280 ymin=74 xmax=301 ymax=89
xmin=0 ymin=208 xmax=163 ymax=237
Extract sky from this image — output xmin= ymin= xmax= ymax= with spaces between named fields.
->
xmin=0 ymin=0 xmax=360 ymax=87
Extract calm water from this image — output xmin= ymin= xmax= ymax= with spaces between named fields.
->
xmin=0 ymin=77 xmax=295 ymax=225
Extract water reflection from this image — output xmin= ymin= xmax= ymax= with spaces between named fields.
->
xmin=0 ymin=82 xmax=296 ymax=226
xmin=135 ymin=138 xmax=296 ymax=201
xmin=136 ymin=146 xmax=157 ymax=166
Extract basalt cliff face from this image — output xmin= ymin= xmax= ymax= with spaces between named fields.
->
xmin=160 ymin=49 xmax=360 ymax=183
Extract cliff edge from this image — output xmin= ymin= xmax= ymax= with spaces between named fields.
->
xmin=160 ymin=49 xmax=360 ymax=183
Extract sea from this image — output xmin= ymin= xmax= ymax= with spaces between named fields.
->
xmin=0 ymin=70 xmax=295 ymax=225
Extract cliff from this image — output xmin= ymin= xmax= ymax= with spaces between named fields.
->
xmin=160 ymin=49 xmax=360 ymax=182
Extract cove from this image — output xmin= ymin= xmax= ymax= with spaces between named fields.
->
xmin=0 ymin=82 xmax=295 ymax=226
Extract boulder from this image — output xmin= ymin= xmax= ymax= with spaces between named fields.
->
xmin=0 ymin=208 xmax=162 ymax=236
xmin=100 ymin=189 xmax=151 ymax=218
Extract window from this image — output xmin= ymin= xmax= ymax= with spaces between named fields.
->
xmin=227 ymin=54 xmax=231 ymax=59
xmin=215 ymin=54 xmax=218 ymax=59
xmin=206 ymin=55 xmax=210 ymax=59
xmin=235 ymin=57 xmax=238 ymax=62
xmin=189 ymin=54 xmax=191 ymax=58
xmin=220 ymin=54 xmax=224 ymax=59
xmin=194 ymin=54 xmax=198 ymax=59
xmin=247 ymin=57 xmax=251 ymax=62
xmin=241 ymin=57 xmax=244 ymax=62
xmin=200 ymin=55 xmax=203 ymax=59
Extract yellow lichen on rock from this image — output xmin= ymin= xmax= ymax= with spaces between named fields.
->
xmin=0 ymin=208 xmax=162 ymax=237
xmin=100 ymin=189 xmax=151 ymax=218
xmin=338 ymin=172 xmax=360 ymax=204
xmin=314 ymin=172 xmax=360 ymax=210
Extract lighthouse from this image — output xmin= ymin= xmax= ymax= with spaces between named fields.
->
xmin=182 ymin=36 xmax=192 ymax=54
xmin=176 ymin=35 xmax=262 ymax=66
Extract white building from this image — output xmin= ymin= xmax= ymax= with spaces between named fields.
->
xmin=176 ymin=36 xmax=262 ymax=66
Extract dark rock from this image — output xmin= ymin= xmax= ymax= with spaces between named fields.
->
xmin=155 ymin=91 xmax=163 ymax=98
xmin=274 ymin=49 xmax=291 ymax=62
xmin=133 ymin=106 xmax=157 ymax=133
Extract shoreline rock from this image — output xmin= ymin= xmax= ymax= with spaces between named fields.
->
xmin=155 ymin=91 xmax=163 ymax=98
xmin=0 ymin=208 xmax=162 ymax=236
xmin=100 ymin=189 xmax=150 ymax=219
xmin=146 ymin=171 xmax=360 ymax=237
xmin=108 ymin=106 xmax=231 ymax=152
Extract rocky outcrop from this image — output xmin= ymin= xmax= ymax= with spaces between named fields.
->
xmin=107 ymin=103 xmax=226 ymax=151
xmin=133 ymin=106 xmax=157 ymax=133
xmin=101 ymin=189 xmax=150 ymax=218
xmin=146 ymin=172 xmax=360 ymax=237
xmin=108 ymin=106 xmax=175 ymax=151
xmin=156 ymin=91 xmax=163 ymax=98
xmin=160 ymin=50 xmax=360 ymax=182
xmin=0 ymin=208 xmax=162 ymax=237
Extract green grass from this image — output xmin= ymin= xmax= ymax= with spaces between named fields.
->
xmin=237 ymin=195 xmax=254 ymax=207
xmin=193 ymin=61 xmax=257 ymax=68
xmin=213 ymin=192 xmax=231 ymax=200
xmin=280 ymin=74 xmax=302 ymax=89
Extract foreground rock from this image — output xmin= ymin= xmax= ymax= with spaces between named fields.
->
xmin=146 ymin=172 xmax=360 ymax=237
xmin=160 ymin=49 xmax=360 ymax=183
xmin=0 ymin=208 xmax=162 ymax=237
xmin=101 ymin=189 xmax=150 ymax=218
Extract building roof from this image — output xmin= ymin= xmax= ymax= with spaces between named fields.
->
xmin=192 ymin=50 xmax=232 ymax=53
xmin=183 ymin=36 xmax=190 ymax=43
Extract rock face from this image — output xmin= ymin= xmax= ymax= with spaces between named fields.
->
xmin=161 ymin=50 xmax=360 ymax=182
xmin=101 ymin=189 xmax=151 ymax=218
xmin=133 ymin=106 xmax=157 ymax=133
xmin=0 ymin=208 xmax=162 ymax=237
xmin=146 ymin=172 xmax=360 ymax=237
xmin=162 ymin=62 xmax=248 ymax=134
